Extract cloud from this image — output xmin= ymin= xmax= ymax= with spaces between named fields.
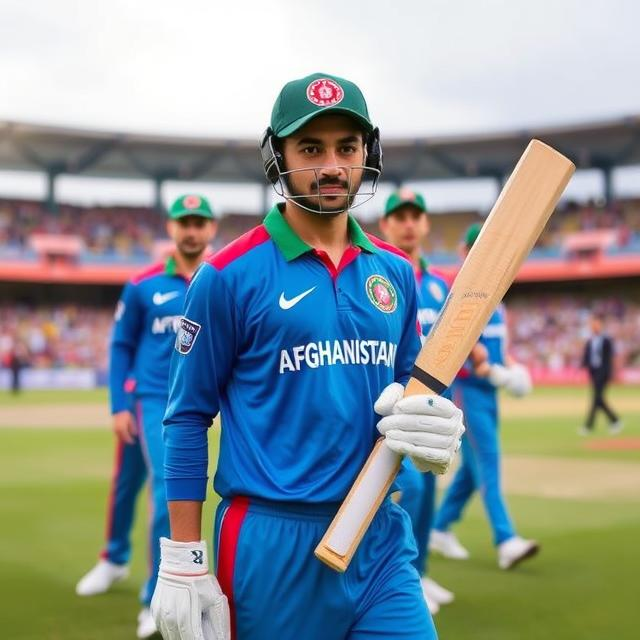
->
xmin=0 ymin=0 xmax=638 ymax=138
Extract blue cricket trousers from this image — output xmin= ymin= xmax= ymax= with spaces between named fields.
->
xmin=433 ymin=382 xmax=515 ymax=545
xmin=213 ymin=497 xmax=437 ymax=640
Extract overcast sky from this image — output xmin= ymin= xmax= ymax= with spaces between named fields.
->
xmin=1 ymin=0 xmax=639 ymax=211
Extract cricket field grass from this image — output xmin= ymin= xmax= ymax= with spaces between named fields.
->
xmin=1 ymin=385 xmax=638 ymax=639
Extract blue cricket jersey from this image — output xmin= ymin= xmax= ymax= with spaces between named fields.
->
xmin=458 ymin=304 xmax=507 ymax=390
xmin=164 ymin=205 xmax=421 ymax=503
xmin=109 ymin=256 xmax=189 ymax=413
xmin=415 ymin=257 xmax=449 ymax=338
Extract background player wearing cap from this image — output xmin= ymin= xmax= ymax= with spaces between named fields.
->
xmin=378 ymin=189 xmax=455 ymax=615
xmin=151 ymin=72 xmax=465 ymax=640
xmin=77 ymin=195 xmax=217 ymax=638
xmin=430 ymin=223 xmax=538 ymax=570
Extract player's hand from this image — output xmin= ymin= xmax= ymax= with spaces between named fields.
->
xmin=375 ymin=382 xmax=465 ymax=474
xmin=487 ymin=364 xmax=512 ymax=388
xmin=503 ymin=363 xmax=532 ymax=397
xmin=151 ymin=538 xmax=230 ymax=640
xmin=488 ymin=363 xmax=532 ymax=397
xmin=112 ymin=410 xmax=137 ymax=444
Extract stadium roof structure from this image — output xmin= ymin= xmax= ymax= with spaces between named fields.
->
xmin=1 ymin=115 xmax=640 ymax=207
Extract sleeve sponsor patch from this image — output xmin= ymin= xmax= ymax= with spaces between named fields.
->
xmin=175 ymin=317 xmax=202 ymax=355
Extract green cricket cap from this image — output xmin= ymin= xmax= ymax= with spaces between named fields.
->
xmin=384 ymin=188 xmax=428 ymax=217
xmin=168 ymin=194 xmax=215 ymax=220
xmin=271 ymin=72 xmax=374 ymax=138
xmin=465 ymin=223 xmax=482 ymax=248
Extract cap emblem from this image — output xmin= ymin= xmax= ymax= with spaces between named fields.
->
xmin=183 ymin=195 xmax=202 ymax=210
xmin=306 ymin=78 xmax=344 ymax=107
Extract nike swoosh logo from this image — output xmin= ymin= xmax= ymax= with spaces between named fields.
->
xmin=153 ymin=291 xmax=180 ymax=306
xmin=279 ymin=286 xmax=316 ymax=310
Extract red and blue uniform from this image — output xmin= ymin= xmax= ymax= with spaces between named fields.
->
xmin=433 ymin=304 xmax=517 ymax=545
xmin=164 ymin=206 xmax=436 ymax=639
xmin=397 ymin=259 xmax=450 ymax=576
xmin=109 ymin=256 xmax=189 ymax=606
xmin=100 ymin=377 xmax=147 ymax=569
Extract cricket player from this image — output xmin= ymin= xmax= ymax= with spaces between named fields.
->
xmin=89 ymin=195 xmax=217 ymax=638
xmin=378 ymin=189 xmax=455 ymax=615
xmin=76 ymin=378 xmax=146 ymax=601
xmin=151 ymin=73 xmax=465 ymax=640
xmin=431 ymin=223 xmax=538 ymax=570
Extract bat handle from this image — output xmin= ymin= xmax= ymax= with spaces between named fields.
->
xmin=314 ymin=439 xmax=402 ymax=572
xmin=315 ymin=379 xmax=438 ymax=572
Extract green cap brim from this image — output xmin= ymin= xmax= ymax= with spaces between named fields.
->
xmin=277 ymin=107 xmax=374 ymax=138
xmin=385 ymin=201 xmax=426 ymax=217
xmin=170 ymin=210 xmax=215 ymax=220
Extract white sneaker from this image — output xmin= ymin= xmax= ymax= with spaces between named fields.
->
xmin=424 ymin=592 xmax=440 ymax=616
xmin=609 ymin=420 xmax=623 ymax=435
xmin=429 ymin=530 xmax=470 ymax=560
xmin=137 ymin=608 xmax=158 ymax=639
xmin=421 ymin=576 xmax=455 ymax=605
xmin=497 ymin=536 xmax=540 ymax=570
xmin=75 ymin=559 xmax=129 ymax=596
xmin=578 ymin=426 xmax=591 ymax=436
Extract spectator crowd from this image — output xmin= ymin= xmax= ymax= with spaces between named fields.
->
xmin=0 ymin=304 xmax=111 ymax=374
xmin=506 ymin=296 xmax=640 ymax=372
xmin=2 ymin=197 xmax=639 ymax=264
xmin=2 ymin=297 xmax=638 ymax=377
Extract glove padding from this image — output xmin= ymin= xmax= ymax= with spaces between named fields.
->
xmin=489 ymin=363 xmax=532 ymax=397
xmin=151 ymin=538 xmax=230 ymax=640
xmin=375 ymin=382 xmax=465 ymax=474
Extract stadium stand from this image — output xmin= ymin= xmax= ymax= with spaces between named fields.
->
xmin=2 ymin=197 xmax=639 ymax=266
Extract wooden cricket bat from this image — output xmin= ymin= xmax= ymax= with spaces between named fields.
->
xmin=314 ymin=139 xmax=575 ymax=572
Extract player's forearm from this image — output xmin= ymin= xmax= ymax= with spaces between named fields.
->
xmin=168 ymin=500 xmax=203 ymax=542
xmin=108 ymin=342 xmax=136 ymax=413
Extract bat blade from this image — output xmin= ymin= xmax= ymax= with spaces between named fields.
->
xmin=315 ymin=139 xmax=575 ymax=572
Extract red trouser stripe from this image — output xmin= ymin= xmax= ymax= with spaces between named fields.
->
xmin=217 ymin=496 xmax=250 ymax=640
xmin=100 ymin=438 xmax=125 ymax=559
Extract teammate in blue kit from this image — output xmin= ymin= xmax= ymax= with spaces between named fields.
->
xmin=76 ymin=377 xmax=146 ymax=600
xmin=431 ymin=223 xmax=539 ymax=570
xmin=151 ymin=73 xmax=465 ymax=640
xmin=378 ymin=189 xmax=455 ymax=615
xmin=79 ymin=194 xmax=217 ymax=638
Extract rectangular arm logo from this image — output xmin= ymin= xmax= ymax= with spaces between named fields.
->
xmin=175 ymin=317 xmax=201 ymax=355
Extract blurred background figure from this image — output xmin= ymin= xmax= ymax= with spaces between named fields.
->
xmin=580 ymin=312 xmax=622 ymax=435
xmin=7 ymin=339 xmax=29 ymax=394
xmin=75 ymin=194 xmax=217 ymax=639
xmin=75 ymin=378 xmax=146 ymax=599
xmin=379 ymin=188 xmax=455 ymax=615
xmin=430 ymin=224 xmax=538 ymax=571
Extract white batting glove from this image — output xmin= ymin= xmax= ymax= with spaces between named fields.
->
xmin=375 ymin=382 xmax=465 ymax=474
xmin=488 ymin=364 xmax=512 ymax=388
xmin=151 ymin=538 xmax=230 ymax=640
xmin=503 ymin=363 xmax=532 ymax=397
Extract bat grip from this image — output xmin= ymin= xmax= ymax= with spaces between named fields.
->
xmin=314 ymin=439 xmax=401 ymax=572
xmin=314 ymin=378 xmax=438 ymax=572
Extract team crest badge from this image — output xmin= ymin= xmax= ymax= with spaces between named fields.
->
xmin=306 ymin=78 xmax=344 ymax=106
xmin=429 ymin=280 xmax=445 ymax=303
xmin=365 ymin=275 xmax=397 ymax=313
xmin=175 ymin=317 xmax=201 ymax=354
xmin=183 ymin=195 xmax=201 ymax=210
